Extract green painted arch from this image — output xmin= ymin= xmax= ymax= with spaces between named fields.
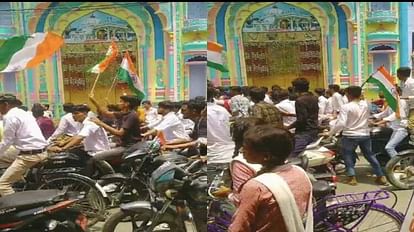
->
xmin=225 ymin=2 xmax=340 ymax=86
xmin=183 ymin=41 xmax=207 ymax=51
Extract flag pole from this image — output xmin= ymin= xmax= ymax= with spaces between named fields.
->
xmin=361 ymin=76 xmax=370 ymax=88
xmin=105 ymin=73 xmax=119 ymax=100
xmin=90 ymin=72 xmax=101 ymax=96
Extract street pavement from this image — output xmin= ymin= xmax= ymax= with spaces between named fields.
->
xmin=336 ymin=157 xmax=414 ymax=216
xmin=91 ymin=156 xmax=414 ymax=231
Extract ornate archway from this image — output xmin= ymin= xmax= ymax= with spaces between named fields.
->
xmin=208 ymin=2 xmax=355 ymax=89
xmin=26 ymin=2 xmax=172 ymax=116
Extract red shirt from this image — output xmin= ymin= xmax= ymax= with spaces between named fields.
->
xmin=36 ymin=116 xmax=55 ymax=139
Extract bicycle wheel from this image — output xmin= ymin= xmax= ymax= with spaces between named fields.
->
xmin=37 ymin=173 xmax=108 ymax=226
xmin=345 ymin=204 xmax=403 ymax=231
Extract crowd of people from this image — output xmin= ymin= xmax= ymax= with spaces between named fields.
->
xmin=207 ymin=66 xmax=414 ymax=231
xmin=0 ymin=93 xmax=207 ymax=197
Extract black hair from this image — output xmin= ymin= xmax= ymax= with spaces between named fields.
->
xmin=243 ymin=125 xmax=294 ymax=172
xmin=314 ymin=88 xmax=325 ymax=96
xmin=261 ymin=86 xmax=269 ymax=93
xmin=72 ymin=104 xmax=91 ymax=113
xmin=241 ymin=86 xmax=250 ymax=97
xmin=32 ymin=103 xmax=45 ymax=118
xmin=347 ymin=86 xmax=362 ymax=98
xmin=397 ymin=67 xmax=411 ymax=78
xmin=231 ymin=117 xmax=265 ymax=158
xmin=207 ymin=86 xmax=216 ymax=102
xmin=0 ymin=94 xmax=19 ymax=105
xmin=188 ymin=99 xmax=206 ymax=115
xmin=292 ymin=77 xmax=310 ymax=93
xmin=142 ymin=100 xmax=151 ymax=105
xmin=231 ymin=86 xmax=242 ymax=94
xmin=63 ymin=103 xmax=74 ymax=113
xmin=158 ymin=101 xmax=174 ymax=110
xmin=120 ymin=95 xmax=141 ymax=110
xmin=107 ymin=104 xmax=120 ymax=112
xmin=249 ymin=87 xmax=266 ymax=103
xmin=328 ymin=84 xmax=340 ymax=92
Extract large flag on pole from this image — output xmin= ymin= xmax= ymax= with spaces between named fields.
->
xmin=0 ymin=32 xmax=64 ymax=73
xmin=118 ymin=51 xmax=145 ymax=100
xmin=89 ymin=41 xmax=118 ymax=74
xmin=207 ymin=41 xmax=229 ymax=72
xmin=366 ymin=66 xmax=399 ymax=114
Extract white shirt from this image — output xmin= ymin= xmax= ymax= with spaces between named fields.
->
xmin=374 ymin=99 xmax=408 ymax=130
xmin=264 ymin=94 xmax=273 ymax=104
xmin=207 ymin=102 xmax=234 ymax=164
xmin=0 ymin=107 xmax=48 ymax=154
xmin=402 ymin=77 xmax=414 ymax=98
xmin=145 ymin=107 xmax=160 ymax=124
xmin=318 ymin=96 xmax=328 ymax=116
xmin=275 ymin=99 xmax=296 ymax=128
xmin=154 ymin=112 xmax=190 ymax=143
xmin=48 ymin=113 xmax=82 ymax=141
xmin=331 ymin=92 xmax=345 ymax=113
xmin=325 ymin=97 xmax=334 ymax=115
xmin=329 ymin=100 xmax=371 ymax=137
xmin=78 ymin=117 xmax=110 ymax=153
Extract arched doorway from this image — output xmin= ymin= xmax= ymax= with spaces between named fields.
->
xmin=242 ymin=3 xmax=324 ymax=89
xmin=61 ymin=11 xmax=138 ymax=104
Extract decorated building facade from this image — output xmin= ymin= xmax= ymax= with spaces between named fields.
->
xmin=0 ymin=2 xmax=207 ymax=117
xmin=208 ymin=2 xmax=411 ymax=98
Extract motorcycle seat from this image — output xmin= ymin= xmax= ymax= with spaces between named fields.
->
xmin=0 ymin=189 xmax=64 ymax=211
xmin=312 ymin=180 xmax=332 ymax=198
xmin=305 ymin=137 xmax=324 ymax=150
xmin=122 ymin=149 xmax=148 ymax=163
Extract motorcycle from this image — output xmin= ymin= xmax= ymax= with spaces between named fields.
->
xmin=102 ymin=159 xmax=207 ymax=232
xmin=97 ymin=139 xmax=191 ymax=207
xmin=0 ymin=188 xmax=87 ymax=232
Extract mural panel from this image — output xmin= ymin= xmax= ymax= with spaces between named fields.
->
xmin=60 ymin=11 xmax=138 ymax=104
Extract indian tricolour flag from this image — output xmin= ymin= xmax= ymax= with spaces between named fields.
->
xmin=207 ymin=41 xmax=229 ymax=72
xmin=0 ymin=32 xmax=64 ymax=73
xmin=89 ymin=41 xmax=119 ymax=74
xmin=118 ymin=51 xmax=145 ymax=100
xmin=367 ymin=66 xmax=399 ymax=114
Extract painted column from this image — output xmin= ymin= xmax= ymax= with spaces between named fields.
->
xmin=399 ymin=2 xmax=409 ymax=67
xmin=357 ymin=3 xmax=363 ymax=85
xmin=352 ymin=24 xmax=359 ymax=86
xmin=326 ymin=35 xmax=333 ymax=84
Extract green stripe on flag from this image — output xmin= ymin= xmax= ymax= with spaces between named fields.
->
xmin=367 ymin=77 xmax=398 ymax=112
xmin=207 ymin=61 xmax=229 ymax=72
xmin=0 ymin=36 xmax=30 ymax=71
xmin=118 ymin=68 xmax=145 ymax=100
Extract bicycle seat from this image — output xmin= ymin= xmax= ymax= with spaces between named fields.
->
xmin=312 ymin=180 xmax=332 ymax=198
xmin=0 ymin=189 xmax=64 ymax=211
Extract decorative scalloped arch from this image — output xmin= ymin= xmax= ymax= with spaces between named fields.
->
xmin=222 ymin=2 xmax=340 ymax=86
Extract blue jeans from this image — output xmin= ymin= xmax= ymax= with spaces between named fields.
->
xmin=291 ymin=130 xmax=318 ymax=157
xmin=385 ymin=129 xmax=408 ymax=157
xmin=341 ymin=136 xmax=384 ymax=177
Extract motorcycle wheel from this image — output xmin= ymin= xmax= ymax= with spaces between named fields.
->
xmin=103 ymin=208 xmax=181 ymax=232
xmin=38 ymin=173 xmax=107 ymax=226
xmin=385 ymin=153 xmax=414 ymax=190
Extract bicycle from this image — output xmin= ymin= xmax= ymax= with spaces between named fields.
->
xmin=207 ymin=169 xmax=405 ymax=231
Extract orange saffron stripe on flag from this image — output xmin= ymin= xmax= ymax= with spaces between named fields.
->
xmin=378 ymin=66 xmax=395 ymax=85
xmin=125 ymin=51 xmax=137 ymax=74
xmin=98 ymin=41 xmax=119 ymax=71
xmin=208 ymin=41 xmax=223 ymax=53
xmin=26 ymin=32 xmax=64 ymax=68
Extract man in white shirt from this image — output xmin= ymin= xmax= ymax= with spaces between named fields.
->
xmin=51 ymin=104 xmax=110 ymax=155
xmin=325 ymin=86 xmax=387 ymax=186
xmin=207 ymin=87 xmax=234 ymax=182
xmin=47 ymin=103 xmax=82 ymax=143
xmin=141 ymin=101 xmax=190 ymax=144
xmin=372 ymin=88 xmax=408 ymax=157
xmin=178 ymin=101 xmax=195 ymax=135
xmin=0 ymin=94 xmax=48 ymax=196
xmin=328 ymin=84 xmax=346 ymax=114
xmin=262 ymin=86 xmax=274 ymax=104
xmin=397 ymin=67 xmax=414 ymax=143
xmin=275 ymin=89 xmax=296 ymax=132
xmin=142 ymin=100 xmax=161 ymax=125
xmin=315 ymin=88 xmax=328 ymax=116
